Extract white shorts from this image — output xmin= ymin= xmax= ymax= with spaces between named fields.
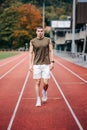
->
xmin=33 ymin=65 xmax=50 ymax=79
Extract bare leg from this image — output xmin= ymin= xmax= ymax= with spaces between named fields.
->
xmin=35 ymin=79 xmax=41 ymax=106
xmin=35 ymin=79 xmax=41 ymax=97
xmin=43 ymin=79 xmax=49 ymax=91
xmin=42 ymin=79 xmax=49 ymax=102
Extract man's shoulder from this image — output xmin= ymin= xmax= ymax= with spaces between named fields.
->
xmin=44 ymin=37 xmax=50 ymax=40
xmin=30 ymin=37 xmax=37 ymax=43
xmin=44 ymin=37 xmax=51 ymax=43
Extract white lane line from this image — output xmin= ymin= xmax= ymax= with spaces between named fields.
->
xmin=0 ymin=56 xmax=28 ymax=80
xmin=0 ymin=54 xmax=25 ymax=67
xmin=51 ymin=72 xmax=84 ymax=130
xmin=22 ymin=97 xmax=61 ymax=100
xmin=55 ymin=59 xmax=87 ymax=84
xmin=7 ymin=70 xmax=30 ymax=130
xmin=59 ymin=82 xmax=84 ymax=85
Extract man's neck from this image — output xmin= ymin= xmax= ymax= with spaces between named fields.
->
xmin=37 ymin=36 xmax=44 ymax=39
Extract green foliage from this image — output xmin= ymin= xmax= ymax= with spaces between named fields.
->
xmin=0 ymin=0 xmax=72 ymax=49
xmin=0 ymin=3 xmax=42 ymax=49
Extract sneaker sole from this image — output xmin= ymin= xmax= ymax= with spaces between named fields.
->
xmin=36 ymin=104 xmax=41 ymax=107
xmin=36 ymin=102 xmax=41 ymax=107
xmin=42 ymin=97 xmax=47 ymax=102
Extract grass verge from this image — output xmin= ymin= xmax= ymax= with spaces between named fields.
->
xmin=0 ymin=51 xmax=19 ymax=60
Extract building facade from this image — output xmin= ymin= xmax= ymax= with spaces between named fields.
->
xmin=51 ymin=0 xmax=87 ymax=54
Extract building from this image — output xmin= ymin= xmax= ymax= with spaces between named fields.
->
xmin=51 ymin=0 xmax=87 ymax=54
xmin=51 ymin=20 xmax=71 ymax=51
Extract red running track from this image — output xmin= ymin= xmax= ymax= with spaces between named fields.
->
xmin=0 ymin=52 xmax=87 ymax=130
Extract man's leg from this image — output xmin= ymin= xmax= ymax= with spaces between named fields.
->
xmin=43 ymin=79 xmax=49 ymax=91
xmin=35 ymin=79 xmax=41 ymax=97
xmin=41 ymin=64 xmax=50 ymax=102
xmin=35 ymin=79 xmax=41 ymax=106
xmin=42 ymin=79 xmax=49 ymax=102
xmin=33 ymin=65 xmax=42 ymax=106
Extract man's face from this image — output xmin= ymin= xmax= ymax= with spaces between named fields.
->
xmin=36 ymin=28 xmax=44 ymax=38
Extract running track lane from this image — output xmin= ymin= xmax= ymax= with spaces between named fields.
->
xmin=0 ymin=52 xmax=28 ymax=77
xmin=6 ymin=61 xmax=83 ymax=130
xmin=7 ymin=73 xmax=80 ymax=130
xmin=54 ymin=56 xmax=87 ymax=81
xmin=0 ymin=53 xmax=87 ymax=130
xmin=0 ymin=52 xmax=29 ymax=130
xmin=0 ymin=52 xmax=25 ymax=66
xmin=53 ymin=56 xmax=87 ymax=130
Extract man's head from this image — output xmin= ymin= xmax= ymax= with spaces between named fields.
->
xmin=36 ymin=26 xmax=44 ymax=39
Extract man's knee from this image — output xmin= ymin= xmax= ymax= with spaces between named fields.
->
xmin=43 ymin=84 xmax=48 ymax=91
xmin=36 ymin=79 xmax=41 ymax=86
xmin=43 ymin=79 xmax=49 ymax=91
xmin=43 ymin=79 xmax=49 ymax=85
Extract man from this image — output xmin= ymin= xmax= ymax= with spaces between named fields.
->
xmin=29 ymin=26 xmax=54 ymax=107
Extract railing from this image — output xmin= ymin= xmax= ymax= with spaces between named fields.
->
xmin=65 ymin=30 xmax=86 ymax=41
xmin=54 ymin=50 xmax=87 ymax=67
xmin=55 ymin=37 xmax=65 ymax=44
xmin=79 ymin=30 xmax=86 ymax=39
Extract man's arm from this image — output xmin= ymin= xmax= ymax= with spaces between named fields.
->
xmin=29 ymin=42 xmax=34 ymax=71
xmin=49 ymin=41 xmax=54 ymax=70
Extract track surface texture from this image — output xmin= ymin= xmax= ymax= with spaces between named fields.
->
xmin=0 ymin=52 xmax=87 ymax=130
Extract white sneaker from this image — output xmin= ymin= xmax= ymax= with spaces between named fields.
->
xmin=42 ymin=89 xmax=48 ymax=102
xmin=36 ymin=97 xmax=41 ymax=107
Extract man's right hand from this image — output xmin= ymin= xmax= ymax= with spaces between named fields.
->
xmin=29 ymin=65 xmax=33 ymax=72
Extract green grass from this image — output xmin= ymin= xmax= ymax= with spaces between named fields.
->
xmin=0 ymin=51 xmax=19 ymax=60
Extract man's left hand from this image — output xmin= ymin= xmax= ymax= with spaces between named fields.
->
xmin=50 ymin=63 xmax=54 ymax=70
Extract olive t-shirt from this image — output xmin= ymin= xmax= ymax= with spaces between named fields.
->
xmin=30 ymin=37 xmax=51 ymax=65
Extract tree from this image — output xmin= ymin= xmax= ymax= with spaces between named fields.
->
xmin=0 ymin=3 xmax=42 ymax=49
xmin=0 ymin=5 xmax=19 ymax=49
xmin=13 ymin=4 xmax=42 ymax=48
xmin=0 ymin=0 xmax=72 ymax=49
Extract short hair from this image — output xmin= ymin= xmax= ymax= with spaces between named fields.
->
xmin=36 ymin=26 xmax=44 ymax=30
